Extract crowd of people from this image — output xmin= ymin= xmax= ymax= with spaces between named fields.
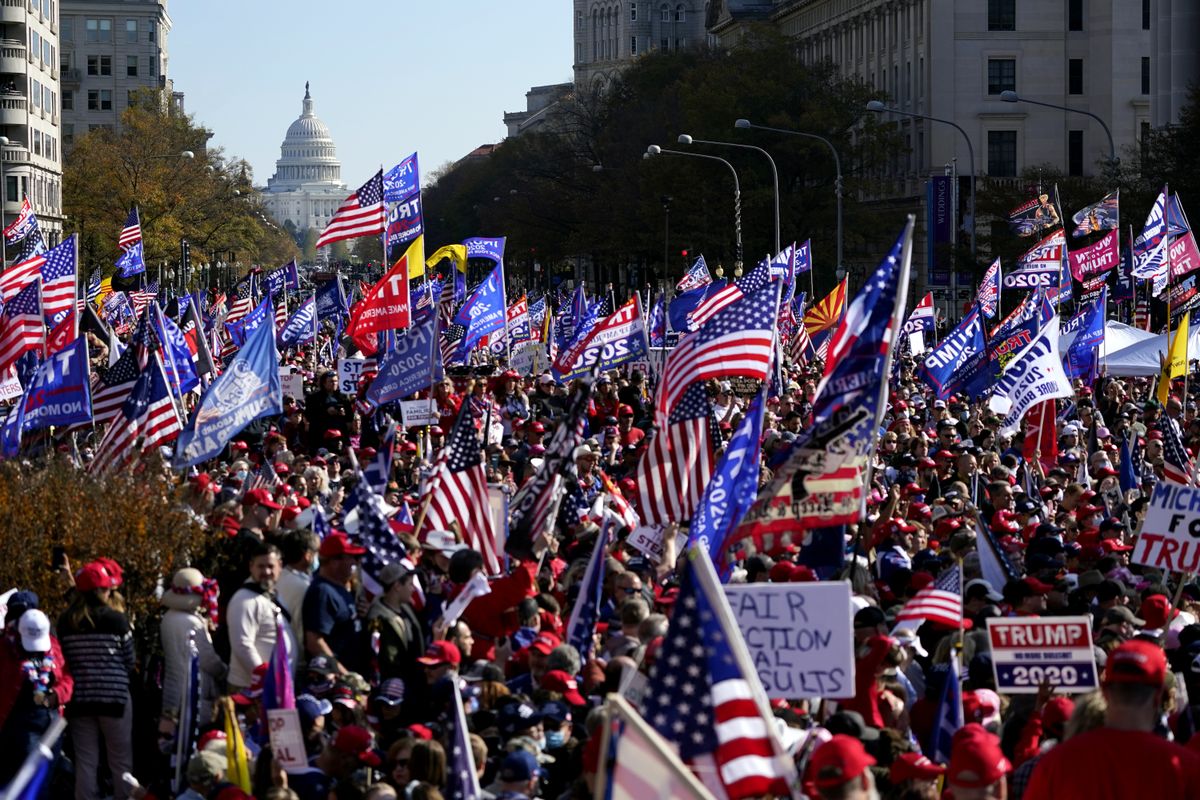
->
xmin=4 ymin=297 xmax=1200 ymax=800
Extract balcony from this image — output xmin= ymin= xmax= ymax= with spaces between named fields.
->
xmin=0 ymin=42 xmax=24 ymax=75
xmin=0 ymin=0 xmax=25 ymax=25
xmin=0 ymin=96 xmax=26 ymax=125
xmin=60 ymin=67 xmax=80 ymax=87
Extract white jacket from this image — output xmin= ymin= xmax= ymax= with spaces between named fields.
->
xmin=160 ymin=609 xmax=226 ymax=722
xmin=226 ymin=584 xmax=292 ymax=688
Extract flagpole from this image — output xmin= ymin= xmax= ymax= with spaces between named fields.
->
xmin=500 ymin=259 xmax=511 ymax=364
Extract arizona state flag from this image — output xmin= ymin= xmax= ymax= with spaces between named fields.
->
xmin=804 ymin=276 xmax=847 ymax=336
xmin=346 ymin=235 xmax=422 ymax=352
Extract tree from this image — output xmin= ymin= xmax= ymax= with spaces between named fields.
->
xmin=301 ymin=227 xmax=319 ymax=263
xmin=64 ymin=89 xmax=297 ymax=279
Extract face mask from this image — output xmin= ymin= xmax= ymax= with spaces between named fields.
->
xmin=545 ymin=730 xmax=566 ymax=749
xmin=235 ymin=470 xmax=248 ymax=482
xmin=533 ymin=736 xmax=547 ymax=752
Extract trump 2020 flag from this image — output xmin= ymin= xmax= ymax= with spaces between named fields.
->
xmin=989 ymin=316 xmax=1074 ymax=436
xmin=316 ymin=275 xmax=349 ymax=321
xmin=365 ymin=315 xmax=444 ymax=407
xmin=226 ymin=297 xmax=271 ymax=349
xmin=453 ymin=262 xmax=506 ymax=358
xmin=16 ymin=335 xmax=92 ymax=432
xmin=279 ymin=296 xmax=317 ymax=348
xmin=977 ymin=258 xmax=1001 ymax=318
xmin=114 ymin=241 xmax=145 ymax=278
xmin=175 ymin=309 xmax=282 ymax=468
xmin=1132 ymin=186 xmax=1169 ymax=282
xmin=676 ymin=254 xmax=712 ymax=292
xmin=1063 ymin=289 xmax=1105 ymax=383
xmin=553 ymin=296 xmax=648 ymax=381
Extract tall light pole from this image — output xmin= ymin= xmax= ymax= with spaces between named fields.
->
xmin=677 ymin=133 xmax=780 ymax=255
xmin=661 ymin=195 xmax=671 ymax=295
xmin=865 ymin=100 xmax=977 ymax=264
xmin=646 ymin=144 xmax=743 ymax=272
xmin=0 ymin=135 xmax=9 ymax=266
xmin=999 ymin=90 xmax=1117 ymax=180
xmin=734 ymin=118 xmax=843 ymax=279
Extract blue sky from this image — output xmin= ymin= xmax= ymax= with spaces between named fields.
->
xmin=169 ymin=1 xmax=572 ymax=188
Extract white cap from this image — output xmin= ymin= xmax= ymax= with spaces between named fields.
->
xmin=891 ymin=627 xmax=928 ymax=658
xmin=965 ymin=578 xmax=1004 ymax=602
xmin=421 ymin=529 xmax=466 ymax=556
xmin=18 ymin=609 xmax=50 ymax=652
xmin=573 ymin=445 xmax=595 ymax=460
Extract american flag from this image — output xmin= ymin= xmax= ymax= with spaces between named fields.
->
xmin=0 ymin=279 xmax=43 ymax=374
xmin=14 ymin=225 xmax=46 ymax=263
xmin=274 ymin=293 xmax=287 ymax=331
xmin=130 ymin=283 xmax=159 ymax=319
xmin=343 ymin=476 xmax=410 ymax=595
xmin=565 ymin=519 xmax=610 ymax=662
xmin=640 ymin=550 xmax=795 ymax=799
xmin=91 ymin=338 xmax=141 ymax=425
xmin=225 ymin=273 xmax=257 ymax=326
xmin=676 ymin=254 xmax=712 ymax=293
xmin=439 ymin=276 xmax=464 ymax=366
xmin=789 ymin=319 xmax=812 ymax=364
xmin=89 ymin=352 xmax=182 ymax=475
xmin=0 ymin=236 xmax=77 ymax=324
xmin=976 ymin=258 xmax=1001 ymax=318
xmin=895 ymin=566 xmax=962 ymax=629
xmin=1161 ymin=417 xmax=1194 ymax=485
xmin=445 ymin=680 xmax=484 ymax=800
xmin=636 ymin=383 xmax=715 ymax=526
xmin=2 ymin=197 xmax=36 ymax=247
xmin=249 ymin=461 xmax=282 ymax=491
xmin=688 ymin=257 xmax=770 ymax=329
xmin=422 ymin=403 xmax=500 ymax=573
xmin=507 ymin=376 xmax=593 ymax=559
xmin=86 ymin=269 xmax=103 ymax=305
xmin=315 ymin=170 xmax=385 ymax=250
xmin=118 ymin=207 xmax=142 ymax=250
xmin=657 ymin=281 xmax=777 ymax=421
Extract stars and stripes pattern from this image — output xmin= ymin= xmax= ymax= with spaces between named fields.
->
xmin=249 ymin=461 xmax=282 ymax=491
xmin=438 ymin=276 xmax=464 ymax=366
xmin=88 ymin=352 xmax=182 ymax=474
xmin=895 ymin=566 xmax=962 ymax=628
xmin=689 ymin=258 xmax=770 ymax=329
xmin=91 ymin=342 xmax=141 ymax=425
xmin=86 ymin=269 xmax=103 ymax=305
xmin=640 ymin=550 xmax=794 ymax=799
xmin=3 ymin=197 xmax=36 ymax=247
xmin=445 ymin=679 xmax=484 ymax=800
xmin=0 ymin=236 xmax=76 ymax=319
xmin=1161 ymin=417 xmax=1194 ymax=485
xmin=315 ymin=170 xmax=385 ymax=249
xmin=0 ymin=279 xmax=42 ymax=374
xmin=118 ymin=207 xmax=142 ymax=250
xmin=344 ymin=477 xmax=409 ymax=596
xmin=789 ymin=320 xmax=812 ymax=364
xmin=657 ymin=281 xmax=777 ymax=421
xmin=130 ymin=283 xmax=159 ymax=319
xmin=636 ymin=383 xmax=715 ymax=526
xmin=14 ymin=224 xmax=46 ymax=263
xmin=676 ymin=254 xmax=712 ymax=293
xmin=422 ymin=402 xmax=500 ymax=574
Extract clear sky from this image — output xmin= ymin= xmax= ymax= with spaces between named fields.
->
xmin=168 ymin=0 xmax=572 ymax=188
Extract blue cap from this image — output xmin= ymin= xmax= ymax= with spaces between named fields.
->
xmin=5 ymin=591 xmax=38 ymax=626
xmin=540 ymin=700 xmax=572 ymax=725
xmin=498 ymin=749 xmax=543 ymax=782
xmin=296 ymin=693 xmax=332 ymax=727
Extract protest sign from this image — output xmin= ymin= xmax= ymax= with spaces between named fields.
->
xmin=987 ymin=616 xmax=1099 ymax=694
xmin=509 ymin=341 xmax=544 ymax=375
xmin=1133 ymin=480 xmax=1200 ymax=572
xmin=487 ymin=485 xmax=508 ymax=558
xmin=0 ymin=371 xmax=19 ymax=402
xmin=279 ymin=367 xmax=304 ymax=401
xmin=399 ymin=399 xmax=437 ymax=428
xmin=626 ymin=525 xmax=687 ymax=564
xmin=723 ymin=582 xmax=854 ymax=699
xmin=337 ymin=358 xmax=366 ymax=395
xmin=266 ymin=709 xmax=307 ymax=771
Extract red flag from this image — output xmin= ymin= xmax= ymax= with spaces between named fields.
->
xmin=345 ymin=245 xmax=415 ymax=350
xmin=1023 ymin=400 xmax=1058 ymax=474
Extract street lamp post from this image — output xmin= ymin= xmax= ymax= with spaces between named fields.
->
xmin=729 ymin=117 xmax=844 ymax=280
xmin=865 ymin=100 xmax=977 ymax=264
xmin=998 ymin=90 xmax=1117 ymax=180
xmin=646 ymin=144 xmax=743 ymax=271
xmin=677 ymin=133 xmax=780 ymax=255
xmin=0 ymin=135 xmax=10 ymax=266
xmin=661 ymin=195 xmax=672 ymax=296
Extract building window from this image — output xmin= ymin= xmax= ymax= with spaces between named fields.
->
xmin=62 ymin=124 xmax=72 ymax=147
xmin=86 ymin=55 xmax=111 ymax=76
xmin=29 ymin=79 xmax=39 ymax=108
xmin=661 ymin=37 xmax=669 ymax=51
xmin=676 ymin=4 xmax=684 ymax=21
xmin=630 ymin=3 xmax=636 ymax=21
xmin=987 ymin=130 xmax=1017 ymax=176
xmin=87 ymin=89 xmax=98 ymax=110
xmin=85 ymin=18 xmax=112 ymax=43
xmin=1068 ymin=59 xmax=1083 ymax=94
xmin=62 ymin=90 xmax=72 ymax=110
xmin=1068 ymin=0 xmax=1083 ymax=30
xmin=147 ymin=20 xmax=155 ymax=42
xmin=631 ymin=36 xmax=637 ymax=55
xmin=1143 ymin=0 xmax=1150 ymax=29
xmin=126 ymin=55 xmax=137 ymax=77
xmin=126 ymin=19 xmax=137 ymax=42
xmin=61 ymin=17 xmax=72 ymax=43
xmin=33 ymin=130 xmax=40 ymax=157
xmin=148 ymin=57 xmax=156 ymax=77
xmin=100 ymin=89 xmax=111 ymax=110
xmin=1142 ymin=57 xmax=1150 ymax=94
xmin=987 ymin=0 xmax=1015 ymax=31
xmin=127 ymin=89 xmax=136 ymax=107
xmin=1068 ymin=130 xmax=1084 ymax=176
xmin=660 ymin=4 xmax=669 ymax=21
xmin=987 ymin=59 xmax=1016 ymax=95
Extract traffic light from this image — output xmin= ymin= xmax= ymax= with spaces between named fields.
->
xmin=681 ymin=249 xmax=689 ymax=258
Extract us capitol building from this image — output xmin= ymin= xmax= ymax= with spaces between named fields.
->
xmin=260 ymin=83 xmax=348 ymax=235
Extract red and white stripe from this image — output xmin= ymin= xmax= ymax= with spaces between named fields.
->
xmin=130 ymin=288 xmax=157 ymax=318
xmin=705 ymin=678 xmax=794 ymax=798
xmin=895 ymin=584 xmax=962 ymax=629
xmin=315 ymin=171 xmax=385 ymax=250
xmin=0 ymin=257 xmax=42 ymax=300
xmin=688 ymin=283 xmax=742 ymax=329
xmin=634 ymin=416 xmax=713 ymax=527
xmin=655 ymin=328 xmax=773 ymax=422
xmin=89 ymin=365 xmax=181 ymax=475
xmin=0 ymin=285 xmax=43 ymax=374
xmin=423 ymin=457 xmax=500 ymax=574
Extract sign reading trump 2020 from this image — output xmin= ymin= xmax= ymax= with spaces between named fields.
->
xmin=987 ymin=617 xmax=1098 ymax=694
xmin=1133 ymin=480 xmax=1200 ymax=573
xmin=723 ymin=582 xmax=854 ymax=699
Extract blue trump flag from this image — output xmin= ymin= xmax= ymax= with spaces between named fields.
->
xmin=174 ymin=312 xmax=282 ymax=468
xmin=383 ymin=153 xmax=420 ymax=203
xmin=279 ymin=296 xmax=317 ymax=348
xmin=667 ymin=284 xmax=709 ymax=333
xmin=226 ymin=297 xmax=271 ymax=349
xmin=462 ymin=236 xmax=506 ymax=264
xmin=17 ymin=335 xmax=93 ymax=432
xmin=919 ymin=305 xmax=989 ymax=399
xmin=453 ymin=263 xmax=506 ymax=358
xmin=566 ymin=518 xmax=610 ymax=662
xmin=316 ymin=275 xmax=348 ymax=322
xmin=1119 ymin=434 xmax=1141 ymax=493
xmin=1063 ymin=288 xmax=1105 ymax=382
xmin=263 ymin=260 xmax=300 ymax=297
xmin=365 ymin=316 xmax=444 ymax=407
xmin=153 ymin=304 xmax=200 ymax=394
xmin=688 ymin=389 xmax=766 ymax=575
xmin=115 ymin=241 xmax=145 ymax=278
xmin=647 ymin=292 xmax=666 ymax=346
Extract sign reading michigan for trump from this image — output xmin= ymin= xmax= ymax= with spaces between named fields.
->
xmin=724 ymin=582 xmax=854 ymax=699
xmin=987 ymin=617 xmax=1098 ymax=694
xmin=1133 ymin=480 xmax=1200 ymax=573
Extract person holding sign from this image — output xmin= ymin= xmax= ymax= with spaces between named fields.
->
xmin=1025 ymin=640 xmax=1200 ymax=799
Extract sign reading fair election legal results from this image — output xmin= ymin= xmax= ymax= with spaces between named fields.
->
xmin=987 ymin=617 xmax=1098 ymax=694
xmin=724 ymin=582 xmax=854 ymax=699
xmin=1133 ymin=480 xmax=1200 ymax=573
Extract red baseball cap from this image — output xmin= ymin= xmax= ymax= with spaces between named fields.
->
xmin=332 ymin=725 xmax=381 ymax=766
xmin=946 ymin=724 xmax=1011 ymax=789
xmin=1103 ymin=639 xmax=1167 ymax=687
xmin=809 ymin=735 xmax=876 ymax=790
xmin=528 ymin=632 xmax=562 ymax=655
xmin=541 ymin=670 xmax=586 ymax=705
xmin=889 ymin=752 xmax=945 ymax=783
xmin=74 ymin=562 xmax=119 ymax=593
xmin=319 ymin=531 xmax=366 ymax=558
xmin=243 ymin=487 xmax=282 ymax=510
xmin=416 ymin=640 xmax=462 ymax=667
xmin=1042 ymin=696 xmax=1076 ymax=730
xmin=1022 ymin=576 xmax=1054 ymax=595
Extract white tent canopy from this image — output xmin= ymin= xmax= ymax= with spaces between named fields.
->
xmin=1101 ymin=322 xmax=1198 ymax=377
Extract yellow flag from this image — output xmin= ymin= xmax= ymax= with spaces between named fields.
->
xmin=398 ymin=234 xmax=426 ymax=280
xmin=426 ymin=243 xmax=468 ymax=275
xmin=94 ymin=277 xmax=112 ymax=307
xmin=1159 ymin=310 xmax=1190 ymax=404
xmin=222 ymin=697 xmax=252 ymax=792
